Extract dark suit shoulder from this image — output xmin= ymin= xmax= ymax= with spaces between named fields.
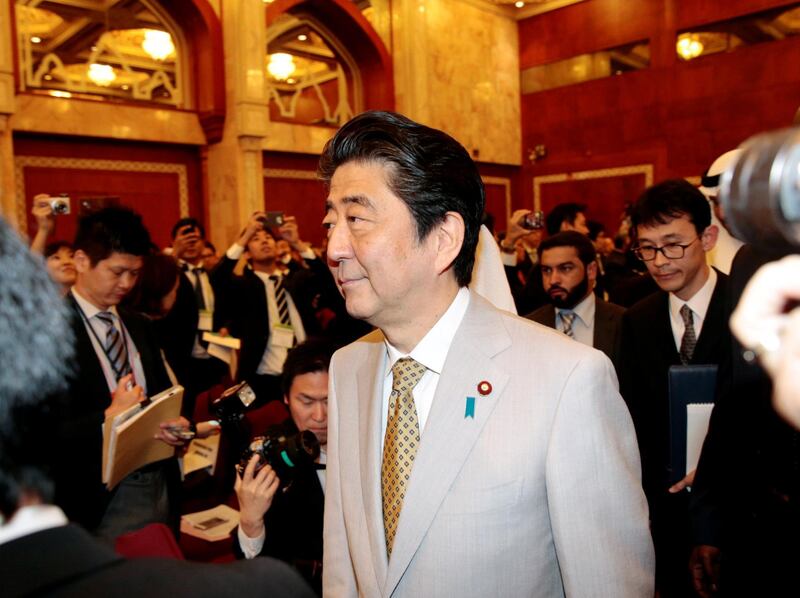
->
xmin=596 ymin=298 xmax=626 ymax=319
xmin=623 ymin=289 xmax=667 ymax=322
xmin=525 ymin=304 xmax=555 ymax=325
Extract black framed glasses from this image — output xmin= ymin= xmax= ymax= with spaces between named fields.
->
xmin=632 ymin=237 xmax=699 ymax=261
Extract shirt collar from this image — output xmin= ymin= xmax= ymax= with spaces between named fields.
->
xmin=556 ymin=292 xmax=595 ymax=327
xmin=0 ymin=504 xmax=68 ymax=546
xmin=71 ymin=287 xmax=119 ymax=320
xmin=384 ymin=287 xmax=471 ymax=378
xmin=669 ymin=266 xmax=717 ymax=321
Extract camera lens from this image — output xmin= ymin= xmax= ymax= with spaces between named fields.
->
xmin=52 ymin=201 xmax=68 ymax=215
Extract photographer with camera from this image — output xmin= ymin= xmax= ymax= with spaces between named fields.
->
xmin=215 ymin=212 xmax=328 ymax=405
xmin=29 ymin=193 xmax=76 ymax=294
xmin=233 ymin=339 xmax=333 ymax=595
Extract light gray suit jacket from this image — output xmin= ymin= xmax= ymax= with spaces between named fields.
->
xmin=323 ymin=291 xmax=654 ymax=597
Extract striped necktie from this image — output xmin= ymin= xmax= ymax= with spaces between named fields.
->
xmin=270 ymin=275 xmax=291 ymax=326
xmin=679 ymin=304 xmax=697 ymax=365
xmin=382 ymin=357 xmax=427 ymax=557
xmin=95 ymin=311 xmax=132 ymax=381
xmin=560 ymin=310 xmax=576 ymax=338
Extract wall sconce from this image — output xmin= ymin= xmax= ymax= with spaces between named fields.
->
xmin=527 ymin=144 xmax=547 ymax=163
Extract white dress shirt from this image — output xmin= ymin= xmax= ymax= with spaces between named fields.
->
xmin=71 ymin=288 xmax=147 ymax=395
xmin=0 ymin=505 xmax=68 ymax=546
xmin=668 ymin=267 xmax=717 ymax=351
xmin=556 ymin=292 xmax=595 ymax=347
xmin=380 ymin=287 xmax=471 ymax=447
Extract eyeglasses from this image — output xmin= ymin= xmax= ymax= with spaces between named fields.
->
xmin=632 ymin=237 xmax=699 ymax=261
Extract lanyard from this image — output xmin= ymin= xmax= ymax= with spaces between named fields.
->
xmin=74 ymin=299 xmax=135 ymax=384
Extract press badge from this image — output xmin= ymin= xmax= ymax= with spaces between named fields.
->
xmin=198 ymin=309 xmax=214 ymax=331
xmin=271 ymin=323 xmax=294 ymax=348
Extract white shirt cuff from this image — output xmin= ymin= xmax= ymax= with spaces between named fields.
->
xmin=226 ymin=243 xmax=246 ymax=260
xmin=500 ymin=251 xmax=517 ymax=267
xmin=299 ymin=247 xmax=316 ymax=261
xmin=237 ymin=524 xmax=265 ymax=559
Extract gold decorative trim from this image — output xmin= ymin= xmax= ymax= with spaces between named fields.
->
xmin=14 ymin=155 xmax=189 ymax=235
xmin=482 ymin=176 xmax=512 ymax=226
xmin=533 ymin=164 xmax=653 ymax=211
xmin=263 ymin=168 xmax=319 ymax=181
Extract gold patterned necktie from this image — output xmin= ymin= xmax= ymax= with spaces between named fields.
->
xmin=679 ymin=304 xmax=697 ymax=364
xmin=381 ymin=357 xmax=427 ymax=557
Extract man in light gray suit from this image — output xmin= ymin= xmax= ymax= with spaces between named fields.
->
xmin=526 ymin=231 xmax=626 ymax=372
xmin=320 ymin=111 xmax=654 ymax=597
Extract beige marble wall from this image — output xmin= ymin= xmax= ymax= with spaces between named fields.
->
xmin=391 ymin=0 xmax=521 ymax=165
xmin=0 ymin=1 xmax=17 ymax=226
xmin=11 ymin=95 xmax=206 ymax=144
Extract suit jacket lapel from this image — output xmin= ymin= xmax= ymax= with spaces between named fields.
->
xmin=355 ymin=334 xmax=391 ymax=586
xmin=383 ymin=293 xmax=511 ymax=594
xmin=593 ymin=301 xmax=613 ymax=357
xmin=691 ymin=271 xmax=728 ymax=363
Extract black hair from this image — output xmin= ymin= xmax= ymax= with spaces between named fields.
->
xmin=171 ymin=217 xmax=206 ymax=240
xmin=73 ymin=207 xmax=152 ymax=265
xmin=0 ymin=217 xmax=73 ymax=517
xmin=281 ymin=338 xmax=335 ymax=398
xmin=586 ymin=220 xmax=605 ymax=242
xmin=545 ymin=203 xmax=587 ymax=236
xmin=630 ymin=179 xmax=711 ymax=237
xmin=123 ymin=253 xmax=181 ymax=318
xmin=318 ymin=110 xmax=484 ymax=287
xmin=43 ymin=240 xmax=73 ymax=258
xmin=539 ymin=231 xmax=597 ymax=266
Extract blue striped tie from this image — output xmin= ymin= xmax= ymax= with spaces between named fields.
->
xmin=95 ymin=311 xmax=132 ymax=381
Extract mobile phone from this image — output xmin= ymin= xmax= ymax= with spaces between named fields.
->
xmin=193 ymin=516 xmax=228 ymax=531
xmin=521 ymin=210 xmax=544 ymax=230
xmin=259 ymin=211 xmax=285 ymax=229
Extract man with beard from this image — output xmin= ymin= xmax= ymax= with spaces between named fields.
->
xmin=526 ymin=231 xmax=624 ymax=371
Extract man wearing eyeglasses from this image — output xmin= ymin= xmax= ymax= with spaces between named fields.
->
xmin=619 ymin=179 xmax=730 ymax=598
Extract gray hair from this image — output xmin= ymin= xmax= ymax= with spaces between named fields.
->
xmin=0 ymin=217 xmax=73 ymax=428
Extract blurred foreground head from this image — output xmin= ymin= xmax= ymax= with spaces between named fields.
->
xmin=0 ymin=216 xmax=73 ymax=518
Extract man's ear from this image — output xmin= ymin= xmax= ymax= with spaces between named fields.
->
xmin=73 ymin=249 xmax=92 ymax=274
xmin=701 ymin=224 xmax=719 ymax=252
xmin=586 ymin=259 xmax=598 ymax=284
xmin=433 ymin=211 xmax=465 ymax=276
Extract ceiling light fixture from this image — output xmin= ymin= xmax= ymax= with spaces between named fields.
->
xmin=31 ymin=36 xmax=42 ymax=44
xmin=142 ymin=30 xmax=175 ymax=61
xmin=677 ymin=33 xmax=704 ymax=60
xmin=267 ymin=53 xmax=296 ymax=81
xmin=298 ymin=34 xmax=308 ymax=41
xmin=87 ymin=63 xmax=116 ymax=87
xmin=515 ymin=1 xmax=525 ymax=7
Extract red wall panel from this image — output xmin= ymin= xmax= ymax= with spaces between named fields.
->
xmin=14 ymin=134 xmax=203 ymax=250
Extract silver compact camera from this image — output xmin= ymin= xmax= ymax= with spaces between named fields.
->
xmin=48 ymin=194 xmax=71 ymax=216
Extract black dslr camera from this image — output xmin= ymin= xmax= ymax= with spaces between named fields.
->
xmin=239 ymin=427 xmax=320 ymax=488
xmin=719 ymin=126 xmax=800 ymax=250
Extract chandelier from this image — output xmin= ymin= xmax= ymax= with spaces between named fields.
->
xmin=87 ymin=63 xmax=116 ymax=86
xmin=267 ymin=53 xmax=296 ymax=81
xmin=142 ymin=29 xmax=175 ymax=61
xmin=676 ymin=34 xmax=704 ymax=60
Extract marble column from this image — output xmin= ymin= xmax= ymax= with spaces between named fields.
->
xmin=206 ymin=0 xmax=270 ymax=251
xmin=0 ymin=0 xmax=18 ymax=228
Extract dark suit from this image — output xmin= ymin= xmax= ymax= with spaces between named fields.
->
xmin=690 ymin=245 xmax=800 ymax=596
xmin=158 ymin=268 xmax=228 ymax=416
xmin=213 ymin=256 xmax=323 ymax=385
xmin=525 ymin=297 xmax=625 ymax=372
xmin=233 ymin=418 xmax=325 ymax=594
xmin=53 ymin=295 xmax=175 ymax=534
xmin=619 ymin=269 xmax=730 ymax=597
xmin=0 ymin=523 xmax=315 ymax=598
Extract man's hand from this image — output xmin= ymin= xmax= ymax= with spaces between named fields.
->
xmin=234 ymin=455 xmax=280 ymax=539
xmin=31 ymin=194 xmax=56 ymax=236
xmin=236 ymin=212 xmax=266 ymax=247
xmin=172 ymin=225 xmax=202 ymax=261
xmin=668 ymin=468 xmax=695 ymax=493
xmin=156 ymin=416 xmax=194 ymax=447
xmin=690 ymin=545 xmax=721 ymax=597
xmin=279 ymin=216 xmax=310 ymax=252
xmin=503 ymin=209 xmax=533 ymax=247
xmin=105 ymin=374 xmax=144 ymax=419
